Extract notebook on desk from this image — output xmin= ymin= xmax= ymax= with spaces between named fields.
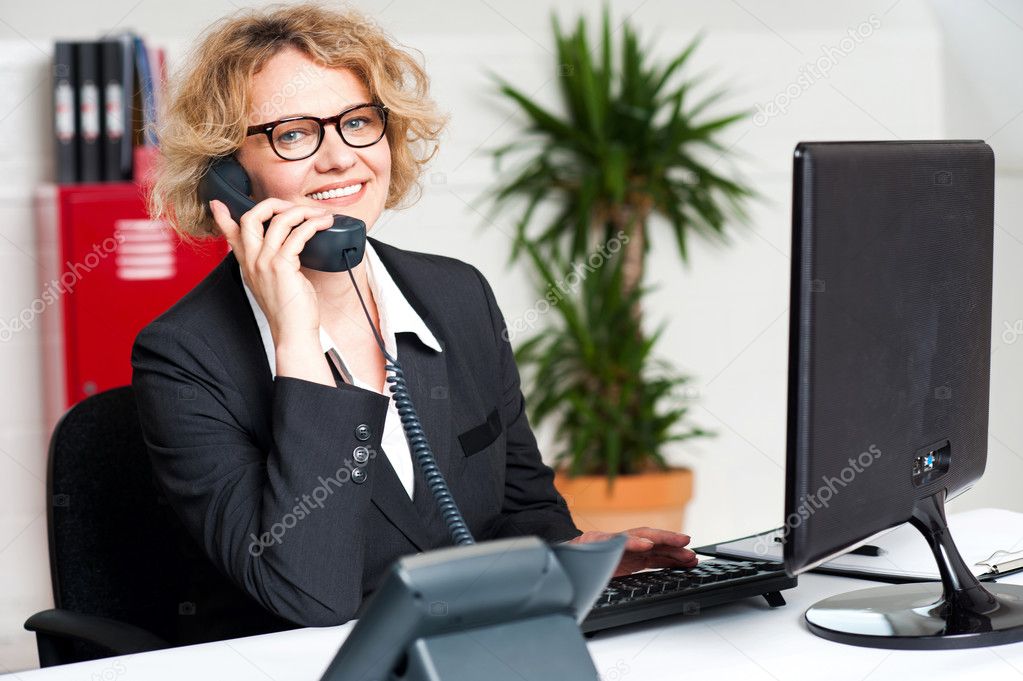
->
xmin=695 ymin=508 xmax=1023 ymax=583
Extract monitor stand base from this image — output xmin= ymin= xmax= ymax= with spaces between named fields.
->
xmin=805 ymin=490 xmax=1023 ymax=649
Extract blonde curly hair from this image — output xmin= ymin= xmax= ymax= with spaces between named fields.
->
xmin=147 ymin=2 xmax=447 ymax=242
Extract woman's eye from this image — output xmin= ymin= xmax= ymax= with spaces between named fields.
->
xmin=343 ymin=117 xmax=368 ymax=130
xmin=278 ymin=130 xmax=306 ymax=145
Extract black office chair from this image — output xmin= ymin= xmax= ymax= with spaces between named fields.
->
xmin=25 ymin=386 xmax=297 ymax=666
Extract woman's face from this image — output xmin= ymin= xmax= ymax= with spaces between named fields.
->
xmin=235 ymin=47 xmax=391 ymax=232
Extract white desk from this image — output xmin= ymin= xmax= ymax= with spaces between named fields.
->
xmin=8 ymin=569 xmax=1023 ymax=681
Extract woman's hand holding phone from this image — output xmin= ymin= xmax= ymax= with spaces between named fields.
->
xmin=209 ymin=197 xmax=337 ymax=385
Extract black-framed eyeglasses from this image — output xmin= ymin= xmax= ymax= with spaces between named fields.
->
xmin=245 ymin=103 xmax=389 ymax=161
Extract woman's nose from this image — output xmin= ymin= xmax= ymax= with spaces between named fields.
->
xmin=314 ymin=125 xmax=358 ymax=171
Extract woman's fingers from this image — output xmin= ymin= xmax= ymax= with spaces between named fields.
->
xmin=215 ymin=198 xmax=338 ymax=276
xmin=234 ymin=197 xmax=303 ymax=268
xmin=637 ymin=553 xmax=699 ymax=570
xmin=622 ymin=544 xmax=697 ymax=563
xmin=649 ymin=546 xmax=698 ymax=563
xmin=256 ymin=207 xmax=333 ymax=271
xmin=262 ymin=204 xmax=330 ymax=253
xmin=209 ymin=199 xmax=238 ymax=246
xmin=625 ymin=526 xmax=691 ymax=548
xmin=277 ymin=214 xmax=336 ymax=261
xmin=623 ymin=536 xmax=656 ymax=552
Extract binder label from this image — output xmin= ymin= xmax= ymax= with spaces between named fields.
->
xmin=104 ymin=82 xmax=124 ymax=139
xmin=80 ymin=81 xmax=100 ymax=141
xmin=55 ymin=82 xmax=74 ymax=141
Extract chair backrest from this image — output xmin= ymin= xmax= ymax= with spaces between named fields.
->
xmin=47 ymin=386 xmax=295 ymax=661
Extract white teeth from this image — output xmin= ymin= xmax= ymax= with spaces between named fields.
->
xmin=308 ymin=183 xmax=363 ymax=200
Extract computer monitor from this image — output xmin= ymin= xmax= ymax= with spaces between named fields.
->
xmin=783 ymin=140 xmax=1023 ymax=649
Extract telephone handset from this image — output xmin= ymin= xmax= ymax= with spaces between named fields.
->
xmin=198 ymin=155 xmax=366 ymax=272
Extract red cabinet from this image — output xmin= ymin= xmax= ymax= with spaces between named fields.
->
xmin=36 ymin=182 xmax=227 ymax=430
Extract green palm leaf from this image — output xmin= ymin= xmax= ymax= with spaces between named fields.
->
xmin=488 ymin=5 xmax=751 ymax=480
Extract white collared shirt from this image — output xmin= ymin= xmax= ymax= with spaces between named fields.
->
xmin=240 ymin=240 xmax=443 ymax=499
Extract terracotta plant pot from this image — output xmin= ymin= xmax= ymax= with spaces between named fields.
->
xmin=554 ymin=467 xmax=694 ymax=534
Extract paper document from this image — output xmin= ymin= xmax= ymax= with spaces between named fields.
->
xmin=713 ymin=508 xmax=1023 ymax=580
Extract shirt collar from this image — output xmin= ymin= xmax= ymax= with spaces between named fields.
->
xmin=240 ymin=240 xmax=442 ymax=379
xmin=362 ymin=240 xmax=443 ymax=353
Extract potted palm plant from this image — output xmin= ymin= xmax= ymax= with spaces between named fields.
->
xmin=486 ymin=9 xmax=753 ymax=532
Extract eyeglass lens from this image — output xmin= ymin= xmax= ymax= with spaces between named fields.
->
xmin=271 ymin=105 xmax=385 ymax=159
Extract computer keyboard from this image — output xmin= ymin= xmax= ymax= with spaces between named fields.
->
xmin=581 ymin=558 xmax=797 ymax=634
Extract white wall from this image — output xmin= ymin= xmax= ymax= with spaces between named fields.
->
xmin=0 ymin=0 xmax=1020 ymax=672
xmin=928 ymin=0 xmax=1023 ymax=519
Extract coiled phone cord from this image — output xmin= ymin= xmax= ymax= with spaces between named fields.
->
xmin=342 ymin=250 xmax=475 ymax=546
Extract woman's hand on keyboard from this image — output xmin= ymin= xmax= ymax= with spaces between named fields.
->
xmin=567 ymin=526 xmax=699 ymax=577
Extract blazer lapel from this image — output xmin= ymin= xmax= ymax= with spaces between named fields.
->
xmin=393 ymin=334 xmax=457 ymax=544
xmin=367 ymin=434 xmax=433 ymax=552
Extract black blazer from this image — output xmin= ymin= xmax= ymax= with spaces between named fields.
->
xmin=130 ymin=237 xmax=581 ymax=627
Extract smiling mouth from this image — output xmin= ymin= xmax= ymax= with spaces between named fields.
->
xmin=306 ymin=183 xmax=366 ymax=200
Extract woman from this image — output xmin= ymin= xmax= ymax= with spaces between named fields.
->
xmin=132 ymin=3 xmax=697 ymax=629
